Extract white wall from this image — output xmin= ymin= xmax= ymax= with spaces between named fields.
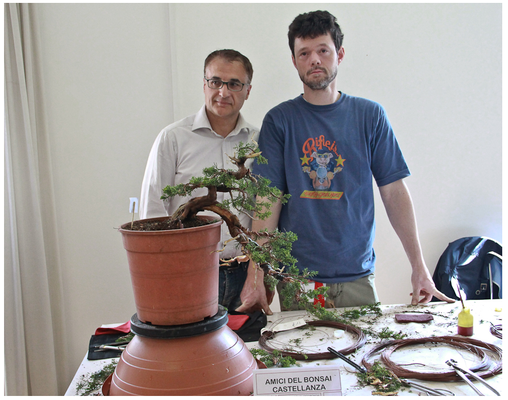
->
xmin=31 ymin=3 xmax=501 ymax=392
xmin=33 ymin=4 xmax=173 ymax=392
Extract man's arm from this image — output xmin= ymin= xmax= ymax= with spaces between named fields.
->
xmin=235 ymin=196 xmax=283 ymax=315
xmin=378 ymin=179 xmax=455 ymax=305
xmin=139 ymin=132 xmax=174 ymax=219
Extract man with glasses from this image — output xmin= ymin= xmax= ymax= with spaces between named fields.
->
xmin=236 ymin=10 xmax=454 ymax=315
xmin=139 ymin=49 xmax=259 ymax=312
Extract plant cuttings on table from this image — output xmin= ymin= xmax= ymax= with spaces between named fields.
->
xmin=75 ymin=360 xmax=117 ymax=396
xmin=250 ymin=348 xmax=298 ymax=368
xmin=356 ymin=361 xmax=408 ymax=396
xmin=302 ymin=302 xmax=408 ymax=339
xmin=308 ymin=302 xmax=383 ymax=324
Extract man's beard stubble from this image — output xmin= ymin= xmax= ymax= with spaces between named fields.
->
xmin=300 ymin=66 xmax=338 ymax=90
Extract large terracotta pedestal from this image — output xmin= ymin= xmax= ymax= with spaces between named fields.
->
xmin=109 ymin=307 xmax=257 ymax=395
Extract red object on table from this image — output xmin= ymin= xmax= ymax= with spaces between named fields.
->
xmin=227 ymin=314 xmax=250 ymax=330
xmin=95 ymin=321 xmax=131 ymax=335
xmin=94 ymin=316 xmax=250 ymax=336
xmin=313 ymin=281 xmax=325 ymax=307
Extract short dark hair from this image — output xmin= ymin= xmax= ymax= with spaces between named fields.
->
xmin=204 ymin=49 xmax=253 ymax=84
xmin=288 ymin=10 xmax=344 ymax=56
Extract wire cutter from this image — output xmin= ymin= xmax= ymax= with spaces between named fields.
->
xmin=446 ymin=359 xmax=500 ymax=396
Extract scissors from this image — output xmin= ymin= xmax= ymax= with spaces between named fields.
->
xmin=446 ymin=359 xmax=500 ymax=396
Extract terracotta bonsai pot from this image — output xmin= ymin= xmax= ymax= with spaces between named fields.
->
xmin=109 ymin=325 xmax=257 ymax=395
xmin=119 ymin=215 xmax=222 ymax=326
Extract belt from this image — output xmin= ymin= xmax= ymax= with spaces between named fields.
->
xmin=219 ymin=260 xmax=248 ymax=270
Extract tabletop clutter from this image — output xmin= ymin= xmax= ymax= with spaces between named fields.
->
xmin=248 ymin=299 xmax=502 ymax=396
xmin=74 ymin=299 xmax=502 ymax=396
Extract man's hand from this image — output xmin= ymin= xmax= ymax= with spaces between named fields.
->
xmin=410 ymin=266 xmax=455 ymax=305
xmin=235 ymin=263 xmax=273 ymax=315
xmin=236 ymin=195 xmax=282 ymax=315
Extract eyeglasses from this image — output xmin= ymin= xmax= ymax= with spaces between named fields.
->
xmin=204 ymin=78 xmax=247 ymax=92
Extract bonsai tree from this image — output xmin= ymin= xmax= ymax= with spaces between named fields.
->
xmin=140 ymin=139 xmax=326 ymax=311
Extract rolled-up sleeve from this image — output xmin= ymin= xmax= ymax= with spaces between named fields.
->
xmin=139 ymin=130 xmax=175 ymax=219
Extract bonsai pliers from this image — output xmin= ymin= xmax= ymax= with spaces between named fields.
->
xmin=445 ymin=359 xmax=500 ymax=396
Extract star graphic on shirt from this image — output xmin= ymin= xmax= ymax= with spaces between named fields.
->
xmin=301 ymin=154 xmax=311 ymax=165
xmin=336 ymin=155 xmax=345 ymax=167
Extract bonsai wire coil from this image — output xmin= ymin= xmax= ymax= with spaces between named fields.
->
xmin=361 ymin=336 xmax=502 ymax=382
xmin=259 ymin=320 xmax=366 ymax=360
xmin=490 ymin=324 xmax=502 ymax=339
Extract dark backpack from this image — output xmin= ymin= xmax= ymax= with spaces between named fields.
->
xmin=431 ymin=236 xmax=502 ymax=301
xmin=229 ymin=310 xmax=267 ymax=342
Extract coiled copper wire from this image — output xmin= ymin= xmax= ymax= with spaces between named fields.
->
xmin=361 ymin=336 xmax=502 ymax=382
xmin=259 ymin=320 xmax=366 ymax=360
xmin=490 ymin=324 xmax=502 ymax=339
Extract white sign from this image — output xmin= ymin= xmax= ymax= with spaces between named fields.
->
xmin=253 ymin=365 xmax=342 ymax=396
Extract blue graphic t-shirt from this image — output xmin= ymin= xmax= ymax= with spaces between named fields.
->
xmin=253 ymin=93 xmax=410 ymax=283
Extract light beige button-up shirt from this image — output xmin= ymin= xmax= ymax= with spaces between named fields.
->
xmin=139 ymin=105 xmax=259 ymax=259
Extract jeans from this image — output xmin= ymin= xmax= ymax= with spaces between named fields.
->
xmin=218 ymin=261 xmax=248 ymax=311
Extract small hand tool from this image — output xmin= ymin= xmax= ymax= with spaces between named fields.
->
xmin=402 ymin=379 xmax=455 ymax=396
xmin=446 ymin=359 xmax=500 ymax=396
xmin=101 ymin=340 xmax=131 ymax=346
xmin=327 ymin=347 xmax=367 ymax=373
xmin=94 ymin=344 xmax=126 ymax=352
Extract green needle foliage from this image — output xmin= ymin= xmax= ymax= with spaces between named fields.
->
xmin=250 ymin=348 xmax=298 ymax=368
xmin=305 ymin=302 xmax=382 ymax=324
xmin=76 ymin=360 xmax=117 ymax=395
xmin=161 ymin=141 xmax=288 ymax=221
xmin=159 ymin=140 xmax=323 ymax=311
xmin=357 ymin=361 xmax=408 ymax=394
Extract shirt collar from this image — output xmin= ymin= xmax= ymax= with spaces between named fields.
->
xmin=192 ymin=104 xmax=251 ymax=137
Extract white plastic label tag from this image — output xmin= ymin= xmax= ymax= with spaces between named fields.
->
xmin=129 ymin=197 xmax=139 ymax=213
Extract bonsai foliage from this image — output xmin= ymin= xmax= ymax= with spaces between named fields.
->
xmin=160 ymin=140 xmax=326 ymax=310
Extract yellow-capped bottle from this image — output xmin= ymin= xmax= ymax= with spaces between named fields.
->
xmin=458 ymin=307 xmax=474 ymax=336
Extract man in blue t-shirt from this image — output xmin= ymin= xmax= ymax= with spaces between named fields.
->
xmin=236 ymin=10 xmax=454 ymax=314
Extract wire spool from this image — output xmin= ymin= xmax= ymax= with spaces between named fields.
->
xmin=361 ymin=336 xmax=502 ymax=382
xmin=259 ymin=320 xmax=366 ymax=361
xmin=490 ymin=324 xmax=502 ymax=339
